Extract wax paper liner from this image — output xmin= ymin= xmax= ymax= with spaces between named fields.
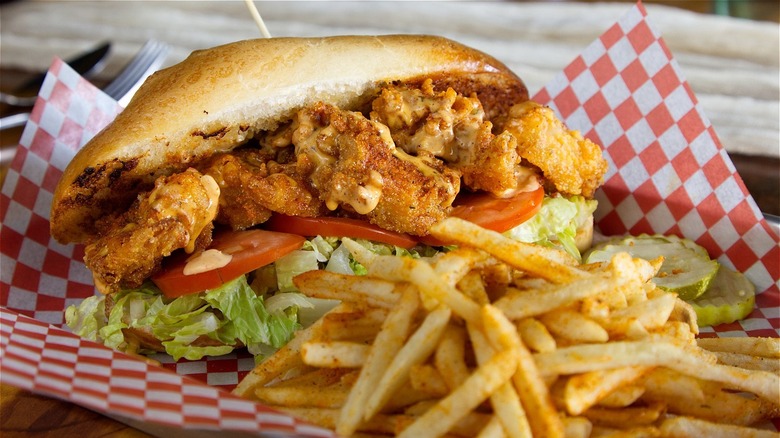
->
xmin=1 ymin=2 xmax=778 ymax=435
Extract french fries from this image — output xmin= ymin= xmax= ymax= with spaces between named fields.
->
xmin=234 ymin=217 xmax=779 ymax=436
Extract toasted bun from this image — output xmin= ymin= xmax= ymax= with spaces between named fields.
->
xmin=50 ymin=35 xmax=527 ymax=244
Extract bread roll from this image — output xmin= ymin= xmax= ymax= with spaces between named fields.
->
xmin=50 ymin=35 xmax=528 ymax=243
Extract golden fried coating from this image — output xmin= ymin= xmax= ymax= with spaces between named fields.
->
xmin=504 ymin=101 xmax=608 ymax=198
xmin=84 ymin=169 xmax=219 ymax=292
xmin=202 ymin=149 xmax=325 ymax=230
xmin=83 ymin=84 xmax=608 ymax=290
xmin=293 ymin=101 xmax=460 ymax=235
xmin=371 ymin=80 xmax=539 ymax=197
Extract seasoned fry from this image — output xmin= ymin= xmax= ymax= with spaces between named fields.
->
xmin=255 ymin=384 xmax=349 ymax=408
xmin=580 ymin=402 xmax=665 ymax=428
xmin=432 ymin=247 xmax=491 ymax=287
xmin=301 ymin=341 xmax=370 ymax=368
xmin=516 ymin=318 xmax=557 ymax=353
xmin=232 ymin=302 xmax=353 ymax=398
xmin=697 ymin=337 xmax=780 ymax=358
xmin=273 ymin=367 xmax=355 ymax=388
xmin=494 ymin=273 xmax=617 ymax=321
xmin=476 ymin=416 xmax=506 ymax=438
xmin=429 ymin=218 xmax=585 ymax=282
xmin=563 ymin=367 xmax=651 ymax=415
xmin=534 ymin=341 xmax=780 ymax=403
xmin=364 ymin=306 xmax=452 ymax=419
xmin=233 ymin=218 xmax=778 ymax=438
xmin=589 ymin=425 xmax=661 ymax=437
xmin=561 ymin=416 xmax=592 ymax=438
xmin=320 ymin=307 xmax=387 ymax=342
xmin=434 ymin=324 xmax=470 ymax=392
xmin=659 ymin=416 xmax=777 ymax=438
xmin=408 ymin=364 xmax=449 ymax=397
xmin=469 ymin=322 xmax=533 ymax=438
xmin=603 ymin=292 xmax=677 ymax=333
xmin=539 ymin=309 xmax=609 ymax=344
xmin=337 ymin=288 xmax=420 ymax=436
xmin=636 ymin=368 xmax=705 ymax=406
xmin=396 ymin=349 xmax=518 ymax=438
xmin=344 ymin=238 xmax=482 ymax=322
xmin=282 ymin=407 xmax=398 ymax=435
xmin=596 ymin=384 xmax=645 ymax=408
xmin=642 ymin=368 xmax=780 ymax=426
xmin=710 ymin=350 xmax=780 ymax=372
xmin=482 ymin=305 xmax=565 ymax=438
xmin=668 ymin=295 xmax=699 ymax=335
xmin=295 ymin=270 xmax=400 ymax=308
xmin=394 ymin=412 xmax=492 ymax=438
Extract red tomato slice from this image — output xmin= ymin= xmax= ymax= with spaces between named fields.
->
xmin=264 ymin=215 xmax=418 ymax=249
xmin=421 ymin=186 xmax=545 ymax=246
xmin=152 ymin=229 xmax=306 ymax=297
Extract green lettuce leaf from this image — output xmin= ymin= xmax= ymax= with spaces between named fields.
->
xmin=65 ymin=276 xmax=302 ymax=361
xmin=504 ymin=195 xmax=597 ymax=261
xmin=274 ymin=250 xmax=321 ymax=292
xmin=64 ymin=295 xmax=106 ymax=341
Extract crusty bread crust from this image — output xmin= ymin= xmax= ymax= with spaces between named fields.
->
xmin=50 ymin=35 xmax=528 ymax=243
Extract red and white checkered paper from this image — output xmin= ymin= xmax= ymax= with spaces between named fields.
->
xmin=1 ymin=2 xmax=777 ymax=435
xmin=531 ymin=3 xmax=779 ymax=337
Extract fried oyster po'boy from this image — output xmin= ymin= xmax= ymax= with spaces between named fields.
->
xmin=53 ymin=35 xmax=607 ymax=360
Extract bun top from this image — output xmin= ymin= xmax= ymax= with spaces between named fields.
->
xmin=50 ymin=35 xmax=528 ymax=243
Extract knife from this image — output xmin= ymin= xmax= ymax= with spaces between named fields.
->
xmin=1 ymin=41 xmax=111 ymax=106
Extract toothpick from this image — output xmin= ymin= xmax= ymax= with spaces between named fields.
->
xmin=244 ymin=0 xmax=272 ymax=39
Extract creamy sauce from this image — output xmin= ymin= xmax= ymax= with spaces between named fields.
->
xmin=325 ymin=170 xmax=384 ymax=214
xmin=495 ymin=166 xmax=541 ymax=198
xmin=186 ymin=174 xmax=220 ymax=253
xmin=183 ymin=248 xmax=232 ymax=275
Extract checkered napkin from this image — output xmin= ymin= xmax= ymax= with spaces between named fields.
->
xmin=531 ymin=3 xmax=779 ymax=337
xmin=0 ymin=1 xmax=777 ymax=434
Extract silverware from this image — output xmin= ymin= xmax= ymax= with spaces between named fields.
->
xmin=103 ymin=40 xmax=169 ymax=107
xmin=0 ymin=40 xmax=169 ymax=131
xmin=0 ymin=42 xmax=112 ymax=107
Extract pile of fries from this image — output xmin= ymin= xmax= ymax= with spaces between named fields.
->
xmin=233 ymin=217 xmax=780 ymax=437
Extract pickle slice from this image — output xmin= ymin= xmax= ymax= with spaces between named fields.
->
xmin=584 ymin=234 xmax=719 ymax=301
xmin=689 ymin=267 xmax=756 ymax=327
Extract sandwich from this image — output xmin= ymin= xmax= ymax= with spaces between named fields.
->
xmin=53 ymin=35 xmax=607 ymax=360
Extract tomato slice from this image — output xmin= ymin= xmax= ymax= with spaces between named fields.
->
xmin=421 ymin=186 xmax=545 ymax=246
xmin=152 ymin=229 xmax=306 ymax=297
xmin=264 ymin=215 xmax=418 ymax=249
xmin=452 ymin=186 xmax=544 ymax=232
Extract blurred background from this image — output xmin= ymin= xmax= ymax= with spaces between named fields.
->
xmin=580 ymin=0 xmax=778 ymax=21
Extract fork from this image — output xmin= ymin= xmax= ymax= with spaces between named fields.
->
xmin=0 ymin=40 xmax=170 ymax=130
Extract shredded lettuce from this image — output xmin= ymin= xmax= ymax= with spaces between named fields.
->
xmin=274 ymin=250 xmax=321 ymax=292
xmin=326 ymin=243 xmax=356 ymax=274
xmin=504 ymin=195 xmax=597 ymax=261
xmin=307 ymin=236 xmax=336 ymax=262
xmin=65 ymin=276 xmax=302 ymax=361
xmin=65 ymin=295 xmax=106 ymax=341
xmin=65 ymin=230 xmax=440 ymax=362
